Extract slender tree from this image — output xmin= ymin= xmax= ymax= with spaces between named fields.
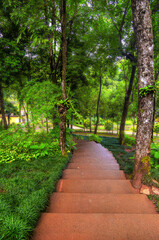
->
xmin=119 ymin=63 xmax=136 ymax=143
xmin=0 ymin=83 xmax=8 ymax=129
xmin=131 ymin=0 xmax=155 ymax=189
xmin=59 ymin=0 xmax=67 ymax=156
xmin=94 ymin=69 xmax=102 ymax=134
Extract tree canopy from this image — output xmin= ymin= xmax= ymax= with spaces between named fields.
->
xmin=0 ymin=0 xmax=159 ymax=186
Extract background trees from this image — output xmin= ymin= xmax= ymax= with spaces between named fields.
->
xmin=0 ymin=0 xmax=158 ymax=188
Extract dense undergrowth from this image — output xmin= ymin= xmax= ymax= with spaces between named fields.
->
xmin=0 ymin=126 xmax=72 ymax=240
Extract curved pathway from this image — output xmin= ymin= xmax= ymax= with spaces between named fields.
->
xmin=32 ymin=140 xmax=159 ymax=240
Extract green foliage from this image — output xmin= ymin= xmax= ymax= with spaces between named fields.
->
xmin=5 ymin=100 xmax=18 ymax=116
xmin=83 ymin=118 xmax=91 ymax=128
xmin=124 ymin=134 xmax=135 ymax=146
xmin=0 ymin=126 xmax=61 ymax=163
xmin=150 ymin=168 xmax=159 ymax=183
xmin=74 ymin=135 xmax=84 ymax=140
xmin=104 ymin=120 xmax=113 ymax=130
xmin=142 ymin=173 xmax=153 ymax=186
xmin=148 ymin=194 xmax=159 ymax=212
xmin=150 ymin=143 xmax=159 ymax=169
xmin=21 ymin=81 xmax=61 ymax=126
xmin=0 ymin=153 xmax=69 ymax=240
xmin=139 ymin=85 xmax=156 ymax=98
xmin=101 ymin=136 xmax=134 ymax=175
xmin=154 ymin=123 xmax=159 ymax=134
xmin=88 ymin=134 xmax=101 ymax=143
xmin=66 ymin=128 xmax=77 ymax=152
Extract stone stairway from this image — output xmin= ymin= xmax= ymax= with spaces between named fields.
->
xmin=32 ymin=140 xmax=159 ymax=240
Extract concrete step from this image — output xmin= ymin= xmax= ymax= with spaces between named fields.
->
xmin=72 ymin=150 xmax=115 ymax=159
xmin=62 ymin=169 xmax=125 ymax=180
xmin=70 ymin=157 xmax=118 ymax=165
xmin=67 ymin=163 xmax=120 ymax=170
xmin=56 ymin=179 xmax=138 ymax=194
xmin=32 ymin=213 xmax=159 ymax=240
xmin=47 ymin=193 xmax=157 ymax=214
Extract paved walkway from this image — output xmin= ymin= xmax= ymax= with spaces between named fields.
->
xmin=32 ymin=140 xmax=159 ymax=240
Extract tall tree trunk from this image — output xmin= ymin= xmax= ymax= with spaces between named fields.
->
xmin=8 ymin=114 xmax=11 ymax=126
xmin=19 ymin=100 xmax=22 ymax=123
xmin=94 ymin=73 xmax=102 ymax=134
xmin=119 ymin=64 xmax=136 ymax=144
xmin=46 ymin=118 xmax=49 ymax=133
xmin=26 ymin=103 xmax=30 ymax=130
xmin=71 ymin=114 xmax=73 ymax=129
xmin=131 ymin=0 xmax=155 ymax=189
xmin=0 ymin=83 xmax=8 ymax=129
xmin=90 ymin=114 xmax=92 ymax=133
xmin=59 ymin=0 xmax=67 ymax=156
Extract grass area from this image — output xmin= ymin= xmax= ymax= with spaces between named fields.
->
xmin=74 ymin=130 xmax=119 ymax=137
xmin=101 ymin=136 xmax=159 ymax=212
xmin=0 ymin=155 xmax=70 ymax=240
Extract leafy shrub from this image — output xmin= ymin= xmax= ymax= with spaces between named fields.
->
xmin=142 ymin=173 xmax=153 ymax=186
xmin=88 ymin=134 xmax=101 ymax=143
xmin=124 ymin=134 xmax=135 ymax=146
xmin=66 ymin=128 xmax=76 ymax=152
xmin=0 ymin=127 xmax=61 ymax=164
xmin=83 ymin=118 xmax=91 ymax=128
xmin=154 ymin=123 xmax=159 ymax=135
xmin=0 ymin=125 xmax=74 ymax=164
xmin=150 ymin=168 xmax=159 ymax=182
xmin=104 ymin=120 xmax=113 ymax=130
xmin=150 ymin=143 xmax=159 ymax=169
xmin=99 ymin=118 xmax=105 ymax=125
xmin=75 ymin=135 xmax=84 ymax=140
xmin=148 ymin=194 xmax=159 ymax=212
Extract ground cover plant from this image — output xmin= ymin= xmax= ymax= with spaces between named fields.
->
xmin=0 ymin=127 xmax=72 ymax=240
xmin=100 ymin=135 xmax=159 ymax=211
xmin=88 ymin=134 xmax=101 ymax=143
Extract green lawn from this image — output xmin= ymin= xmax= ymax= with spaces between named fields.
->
xmin=0 ymin=154 xmax=70 ymax=240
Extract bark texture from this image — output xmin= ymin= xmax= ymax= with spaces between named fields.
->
xmin=59 ymin=0 xmax=67 ymax=156
xmin=94 ymin=74 xmax=102 ymax=135
xmin=0 ymin=83 xmax=8 ymax=129
xmin=131 ymin=0 xmax=154 ymax=189
xmin=119 ymin=64 xmax=136 ymax=144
